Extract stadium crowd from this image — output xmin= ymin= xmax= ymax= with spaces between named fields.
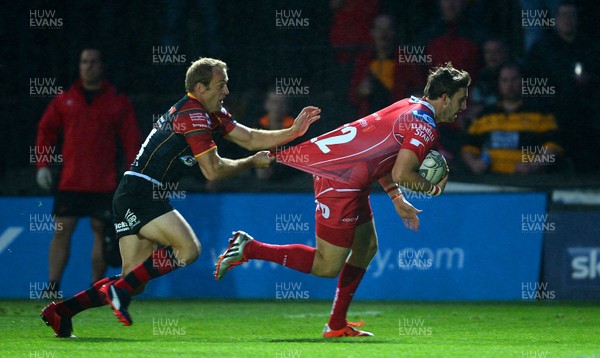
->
xmin=3 ymin=0 xmax=600 ymax=195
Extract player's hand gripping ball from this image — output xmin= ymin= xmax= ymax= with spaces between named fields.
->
xmin=419 ymin=150 xmax=448 ymax=185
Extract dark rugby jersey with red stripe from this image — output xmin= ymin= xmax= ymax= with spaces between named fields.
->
xmin=130 ymin=94 xmax=237 ymax=183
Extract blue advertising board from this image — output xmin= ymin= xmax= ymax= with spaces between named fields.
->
xmin=542 ymin=210 xmax=600 ymax=300
xmin=0 ymin=192 xmax=546 ymax=300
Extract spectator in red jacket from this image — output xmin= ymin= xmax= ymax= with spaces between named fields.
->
xmin=35 ymin=48 xmax=141 ymax=296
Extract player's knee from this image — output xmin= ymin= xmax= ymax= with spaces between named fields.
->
xmin=366 ymin=239 xmax=378 ymax=259
xmin=312 ymin=261 xmax=343 ymax=278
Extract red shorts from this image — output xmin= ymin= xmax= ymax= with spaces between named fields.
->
xmin=313 ymin=176 xmax=373 ymax=248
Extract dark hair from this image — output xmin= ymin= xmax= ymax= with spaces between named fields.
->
xmin=423 ymin=62 xmax=471 ymax=99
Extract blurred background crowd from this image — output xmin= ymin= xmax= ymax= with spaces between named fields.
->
xmin=2 ymin=0 xmax=600 ymax=195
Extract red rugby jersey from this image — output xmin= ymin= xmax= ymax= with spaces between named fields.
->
xmin=35 ymin=80 xmax=141 ymax=192
xmin=276 ymin=96 xmax=439 ymax=189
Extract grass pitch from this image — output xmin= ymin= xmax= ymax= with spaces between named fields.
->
xmin=1 ymin=299 xmax=599 ymax=357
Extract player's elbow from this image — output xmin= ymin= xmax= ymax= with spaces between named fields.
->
xmin=200 ymin=163 xmax=221 ymax=181
xmin=203 ymin=166 xmax=227 ymax=181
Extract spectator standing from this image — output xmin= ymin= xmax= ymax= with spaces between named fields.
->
xmin=35 ymin=48 xmax=141 ymax=295
xmin=526 ymin=1 xmax=599 ymax=172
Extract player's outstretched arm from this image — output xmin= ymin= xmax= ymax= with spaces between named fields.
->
xmin=196 ymin=148 xmax=273 ymax=181
xmin=392 ymin=149 xmax=447 ymax=196
xmin=379 ymin=174 xmax=422 ymax=232
xmin=225 ymin=106 xmax=321 ymax=151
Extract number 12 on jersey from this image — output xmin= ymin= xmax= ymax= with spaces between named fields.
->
xmin=310 ymin=126 xmax=357 ymax=154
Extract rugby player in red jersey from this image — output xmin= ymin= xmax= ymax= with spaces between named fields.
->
xmin=41 ymin=57 xmax=320 ymax=337
xmin=215 ymin=63 xmax=470 ymax=337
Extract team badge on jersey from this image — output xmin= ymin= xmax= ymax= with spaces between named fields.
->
xmin=179 ymin=155 xmax=197 ymax=167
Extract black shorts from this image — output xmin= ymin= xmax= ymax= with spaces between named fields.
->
xmin=53 ymin=191 xmax=113 ymax=219
xmin=112 ymin=174 xmax=173 ymax=239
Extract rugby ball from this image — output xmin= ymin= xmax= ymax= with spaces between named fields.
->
xmin=419 ymin=150 xmax=448 ymax=185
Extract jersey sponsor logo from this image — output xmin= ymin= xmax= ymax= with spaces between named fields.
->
xmin=191 ymin=122 xmax=211 ymax=129
xmin=410 ymin=123 xmax=435 ymax=143
xmin=179 ymin=155 xmax=197 ymax=167
xmin=411 ymin=110 xmax=436 ymax=127
xmin=114 ymin=221 xmax=129 ymax=233
xmin=189 ymin=112 xmax=209 ymax=122
xmin=125 ymin=208 xmax=141 ymax=229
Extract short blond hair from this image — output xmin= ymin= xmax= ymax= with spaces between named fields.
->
xmin=185 ymin=58 xmax=228 ymax=92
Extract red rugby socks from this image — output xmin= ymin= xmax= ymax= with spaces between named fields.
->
xmin=244 ymin=240 xmax=316 ymax=273
xmin=327 ymin=263 xmax=366 ymax=330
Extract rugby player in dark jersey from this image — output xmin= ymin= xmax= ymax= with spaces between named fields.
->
xmin=40 ymin=57 xmax=320 ymax=337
